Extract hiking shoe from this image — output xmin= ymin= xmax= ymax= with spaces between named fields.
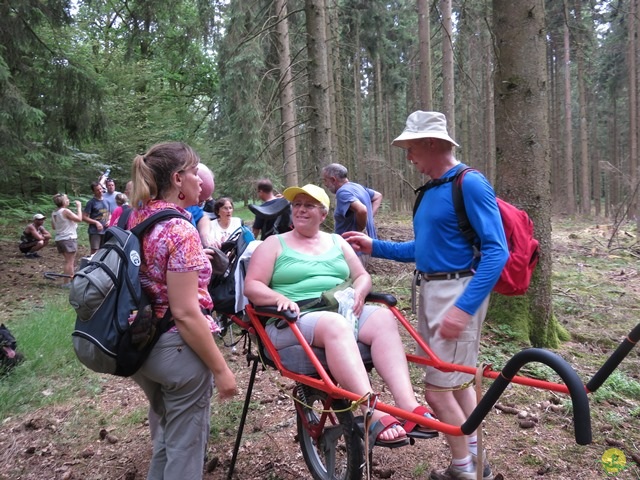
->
xmin=429 ymin=457 xmax=494 ymax=480
xmin=472 ymin=451 xmax=494 ymax=480
xmin=428 ymin=464 xmax=476 ymax=480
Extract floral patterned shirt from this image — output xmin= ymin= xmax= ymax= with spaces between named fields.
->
xmin=127 ymin=199 xmax=219 ymax=333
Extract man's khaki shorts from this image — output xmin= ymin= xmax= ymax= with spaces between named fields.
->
xmin=415 ymin=276 xmax=490 ymax=388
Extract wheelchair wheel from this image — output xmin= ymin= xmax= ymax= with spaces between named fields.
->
xmin=295 ymin=385 xmax=364 ymax=480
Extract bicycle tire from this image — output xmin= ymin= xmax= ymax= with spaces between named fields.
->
xmin=296 ymin=385 xmax=363 ymax=480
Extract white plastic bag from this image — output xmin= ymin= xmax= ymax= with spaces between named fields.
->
xmin=334 ymin=287 xmax=358 ymax=339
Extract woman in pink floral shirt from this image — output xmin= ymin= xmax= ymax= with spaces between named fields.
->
xmin=127 ymin=141 xmax=237 ymax=479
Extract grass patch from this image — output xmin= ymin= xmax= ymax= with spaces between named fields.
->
xmin=0 ymin=295 xmax=100 ymax=420
xmin=233 ymin=205 xmax=257 ymax=225
xmin=412 ymin=462 xmax=429 ymax=476
xmin=591 ymin=370 xmax=640 ymax=403
xmin=118 ymin=405 xmax=150 ymax=427
xmin=210 ymin=398 xmax=261 ymax=441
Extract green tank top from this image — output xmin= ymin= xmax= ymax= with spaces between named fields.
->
xmin=270 ymin=234 xmax=350 ymax=302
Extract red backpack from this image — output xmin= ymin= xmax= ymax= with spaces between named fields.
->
xmin=414 ymin=167 xmax=540 ymax=296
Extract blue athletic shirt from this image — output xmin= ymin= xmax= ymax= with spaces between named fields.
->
xmin=334 ymin=182 xmax=378 ymax=239
xmin=185 ymin=205 xmax=204 ymax=227
xmin=372 ymin=164 xmax=508 ymax=315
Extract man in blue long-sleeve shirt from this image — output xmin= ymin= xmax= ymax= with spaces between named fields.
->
xmin=345 ymin=111 xmax=508 ymax=480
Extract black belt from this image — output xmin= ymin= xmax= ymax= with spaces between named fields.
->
xmin=417 ymin=270 xmax=474 ymax=281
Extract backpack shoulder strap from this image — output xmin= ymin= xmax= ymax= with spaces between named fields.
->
xmin=117 ymin=206 xmax=134 ymax=229
xmin=413 ymin=176 xmax=456 ymax=217
xmin=452 ymin=167 xmax=478 ymax=247
xmin=130 ymin=209 xmax=187 ymax=238
xmin=453 ymin=168 xmax=484 ymax=262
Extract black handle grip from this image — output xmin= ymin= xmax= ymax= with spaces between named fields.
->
xmin=365 ymin=292 xmax=397 ymax=307
xmin=252 ymin=305 xmax=298 ymax=323
xmin=586 ymin=323 xmax=640 ymax=392
xmin=462 ymin=348 xmax=592 ymax=445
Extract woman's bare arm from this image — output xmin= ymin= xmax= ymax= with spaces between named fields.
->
xmin=166 ymin=270 xmax=237 ymax=399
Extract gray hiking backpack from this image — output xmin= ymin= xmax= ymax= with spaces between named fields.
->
xmin=69 ymin=209 xmax=185 ymax=376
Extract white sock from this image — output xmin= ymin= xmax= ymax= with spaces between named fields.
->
xmin=467 ymin=435 xmax=478 ymax=456
xmin=452 ymin=455 xmax=474 ymax=473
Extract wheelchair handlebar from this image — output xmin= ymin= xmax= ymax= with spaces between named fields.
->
xmin=586 ymin=323 xmax=640 ymax=393
xmin=252 ymin=305 xmax=298 ymax=323
xmin=462 ymin=348 xmax=592 ymax=445
xmin=365 ymin=292 xmax=397 ymax=307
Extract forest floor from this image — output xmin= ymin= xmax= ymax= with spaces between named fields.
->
xmin=0 ymin=215 xmax=639 ymax=479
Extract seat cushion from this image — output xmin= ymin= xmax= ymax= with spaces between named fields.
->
xmin=264 ymin=342 xmax=372 ymax=376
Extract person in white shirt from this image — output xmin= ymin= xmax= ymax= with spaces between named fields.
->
xmin=51 ymin=193 xmax=83 ymax=285
xmin=209 ymin=197 xmax=243 ymax=248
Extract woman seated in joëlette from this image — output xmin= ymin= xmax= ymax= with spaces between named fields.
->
xmin=243 ymin=183 xmax=436 ymax=448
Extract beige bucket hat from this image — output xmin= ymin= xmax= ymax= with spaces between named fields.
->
xmin=391 ymin=111 xmax=459 ymax=148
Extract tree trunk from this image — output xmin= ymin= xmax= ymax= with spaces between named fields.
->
xmin=484 ymin=24 xmax=496 ymax=184
xmin=354 ymin=11 xmax=363 ymax=171
xmin=547 ymin=25 xmax=563 ymax=213
xmin=609 ymin=95 xmax=619 ymax=216
xmin=275 ymin=0 xmax=298 ymax=187
xmin=374 ymin=52 xmax=383 ymax=157
xmin=631 ymin=0 xmax=639 ymax=223
xmin=562 ymin=0 xmax=576 ymax=215
xmin=417 ymin=0 xmax=432 ymax=110
xmin=493 ymin=0 xmax=559 ymax=347
xmin=592 ymin=102 xmax=602 ymax=217
xmin=440 ymin=0 xmax=455 ymax=135
xmin=305 ymin=0 xmax=334 ymax=169
xmin=574 ymin=0 xmax=591 ymax=216
xmin=325 ymin=0 xmax=340 ymax=164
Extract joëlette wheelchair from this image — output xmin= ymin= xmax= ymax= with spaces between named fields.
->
xmin=213 ymin=282 xmax=640 ymax=480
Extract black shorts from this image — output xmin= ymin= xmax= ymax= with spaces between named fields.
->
xmin=19 ymin=241 xmax=38 ymax=253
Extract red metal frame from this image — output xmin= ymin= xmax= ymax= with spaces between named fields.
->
xmin=243 ymin=302 xmax=574 ymax=437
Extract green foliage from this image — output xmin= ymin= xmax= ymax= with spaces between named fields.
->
xmin=234 ymin=205 xmax=257 ymax=224
xmin=0 ymin=295 xmax=102 ymax=420
xmin=0 ymin=0 xmax=230 ymax=198
xmin=0 ymin=0 xmax=107 ymax=196
xmin=213 ymin=0 xmax=275 ymax=200
xmin=412 ymin=462 xmax=429 ymax=476
xmin=119 ymin=407 xmax=150 ymax=427
xmin=591 ymin=370 xmax=640 ymax=403
xmin=0 ymin=193 xmax=91 ymax=242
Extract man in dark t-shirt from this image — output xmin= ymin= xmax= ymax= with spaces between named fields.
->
xmin=83 ymin=181 xmax=109 ymax=254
